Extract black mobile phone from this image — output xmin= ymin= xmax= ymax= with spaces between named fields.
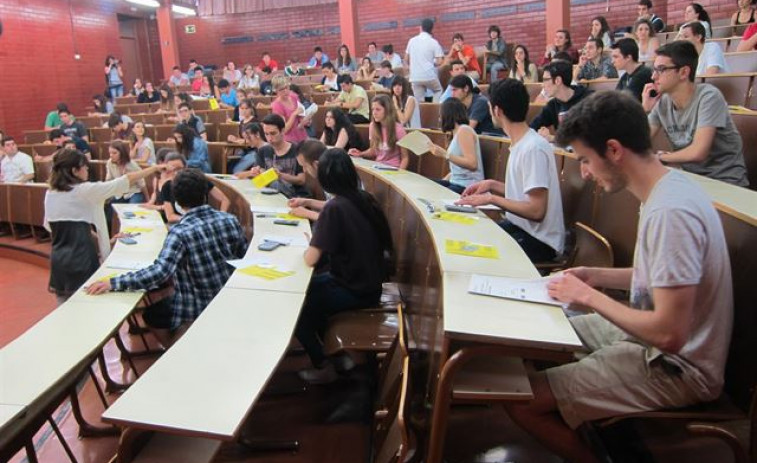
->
xmin=257 ymin=240 xmax=282 ymax=251
xmin=273 ymin=219 xmax=299 ymax=226
xmin=444 ymin=204 xmax=477 ymax=214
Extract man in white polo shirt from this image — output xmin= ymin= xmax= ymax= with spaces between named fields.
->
xmin=1 ymin=137 xmax=34 ymax=183
xmin=405 ymin=18 xmax=444 ymax=102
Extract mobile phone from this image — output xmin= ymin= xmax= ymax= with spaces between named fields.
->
xmin=274 ymin=219 xmax=299 ymax=226
xmin=257 ymin=240 xmax=282 ymax=251
xmin=260 ymin=187 xmax=278 ymax=195
xmin=123 ymin=212 xmax=136 ymax=219
xmin=119 ymin=237 xmax=137 ymax=245
xmin=445 ymin=204 xmax=477 ymax=214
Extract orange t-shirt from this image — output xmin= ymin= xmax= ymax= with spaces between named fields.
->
xmin=456 ymin=45 xmax=481 ymax=75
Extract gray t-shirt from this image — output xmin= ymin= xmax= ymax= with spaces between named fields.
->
xmin=649 ymin=84 xmax=748 ymax=187
xmin=629 ymin=170 xmax=733 ymax=400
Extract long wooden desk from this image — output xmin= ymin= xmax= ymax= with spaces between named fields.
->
xmin=0 ymin=205 xmax=166 ymax=461
xmin=100 ymin=176 xmax=313 ymax=445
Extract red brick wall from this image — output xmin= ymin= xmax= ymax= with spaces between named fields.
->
xmin=0 ymin=0 xmax=160 ymax=140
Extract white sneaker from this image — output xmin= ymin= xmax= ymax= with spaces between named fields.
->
xmin=298 ymin=362 xmax=338 ymax=384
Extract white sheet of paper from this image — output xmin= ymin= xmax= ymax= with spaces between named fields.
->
xmin=250 ymin=205 xmax=290 ymax=214
xmin=397 ymin=130 xmax=432 ymax=156
xmin=260 ymin=234 xmax=309 ymax=247
xmin=442 ymin=199 xmax=500 ymax=211
xmin=226 ymin=257 xmax=272 ymax=269
xmin=303 ymin=103 xmax=318 ymax=118
xmin=104 ymin=258 xmax=154 ymax=271
xmin=468 ymin=274 xmax=562 ymax=306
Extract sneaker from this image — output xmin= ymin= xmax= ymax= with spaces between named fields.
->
xmin=331 ymin=352 xmax=356 ymax=373
xmin=298 ymin=362 xmax=338 ymax=384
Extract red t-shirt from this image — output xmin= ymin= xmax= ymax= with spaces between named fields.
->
xmin=258 ymin=58 xmax=279 ymax=71
xmin=454 ymin=45 xmax=481 ymax=75
xmin=743 ymin=23 xmax=757 ymax=50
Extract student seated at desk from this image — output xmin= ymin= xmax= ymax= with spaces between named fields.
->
xmin=45 ymin=149 xmax=163 ymax=304
xmin=503 ymin=90 xmax=734 ymax=463
xmin=642 ymin=41 xmax=749 ymax=187
xmin=457 ymin=79 xmax=565 ymax=263
xmin=449 ymin=75 xmax=500 ymax=135
xmin=86 ymin=168 xmax=248 ymax=345
xmin=347 ymin=94 xmax=409 ymax=169
xmin=289 ymin=139 xmax=329 ymax=221
xmin=426 ymin=98 xmax=484 ymax=194
xmin=173 ymin=123 xmax=211 ymax=173
xmin=48 ymin=128 xmax=91 ymax=158
xmin=530 ymin=60 xmax=592 ymax=141
xmin=1 ymin=136 xmax=35 ymax=183
xmin=321 ymin=108 xmax=365 ymax=151
xmin=235 ymin=114 xmax=309 ymax=197
xmin=231 ymin=122 xmax=267 ymax=174
xmin=296 ymin=148 xmax=394 ymax=383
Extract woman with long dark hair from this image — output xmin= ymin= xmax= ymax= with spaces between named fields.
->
xmin=391 ymin=75 xmax=421 ymax=129
xmin=589 ymin=16 xmax=613 ymax=47
xmin=320 ymin=107 xmax=365 ymax=151
xmin=130 ymin=121 xmax=156 ymax=165
xmin=295 ymin=148 xmax=394 ymax=383
xmin=104 ymin=55 xmax=124 ymax=98
xmin=683 ymin=3 xmax=713 ymax=37
xmin=288 ymin=139 xmax=329 ymax=221
xmin=44 ymin=149 xmax=162 ymax=304
xmin=336 ymin=44 xmax=357 ymax=74
xmin=173 ymin=123 xmax=210 ymax=172
xmin=509 ymin=45 xmax=538 ymax=83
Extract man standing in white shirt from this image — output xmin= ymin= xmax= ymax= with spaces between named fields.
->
xmin=405 ymin=18 xmax=444 ymax=102
xmin=1 ymin=137 xmax=34 ymax=183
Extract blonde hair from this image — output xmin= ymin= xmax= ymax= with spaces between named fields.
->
xmin=271 ymin=75 xmax=290 ymax=92
xmin=370 ymin=94 xmax=399 ymax=152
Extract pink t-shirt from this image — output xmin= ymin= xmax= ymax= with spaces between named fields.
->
xmin=272 ymin=94 xmax=308 ymax=143
xmin=743 ymin=23 xmax=757 ymax=50
xmin=369 ymin=122 xmax=406 ymax=167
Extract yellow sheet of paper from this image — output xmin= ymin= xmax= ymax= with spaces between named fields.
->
xmin=208 ymin=98 xmax=220 ymax=110
xmin=433 ymin=212 xmax=479 ymax=225
xmin=98 ymin=272 xmax=121 ymax=282
xmin=397 ymin=130 xmax=432 ymax=156
xmin=252 ymin=168 xmax=279 ymax=188
xmin=276 ymin=213 xmax=307 ymax=221
xmin=238 ymin=265 xmax=295 ymax=281
xmin=379 ymin=170 xmax=407 ymax=176
xmin=121 ymin=226 xmax=154 ymax=234
xmin=445 ymin=239 xmax=499 ymax=259
xmin=131 ymin=211 xmax=151 ymax=217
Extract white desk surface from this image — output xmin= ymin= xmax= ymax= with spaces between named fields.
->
xmin=0 ymin=404 xmax=26 ymax=435
xmin=682 ymin=171 xmax=757 ymax=226
xmin=102 ymin=288 xmax=305 ymax=439
xmin=443 ymin=272 xmax=583 ymax=351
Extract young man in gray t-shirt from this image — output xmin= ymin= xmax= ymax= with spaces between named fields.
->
xmin=642 ymin=41 xmax=748 ymax=187
xmin=502 ymin=91 xmax=733 ymax=463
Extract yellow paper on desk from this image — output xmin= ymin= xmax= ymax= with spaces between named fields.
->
xmin=252 ymin=168 xmax=279 ymax=188
xmin=397 ymin=130 xmax=432 ymax=156
xmin=238 ymin=265 xmax=295 ymax=280
xmin=445 ymin=239 xmax=499 ymax=259
xmin=121 ymin=226 xmax=154 ymax=234
xmin=728 ymin=105 xmax=756 ymax=114
xmin=433 ymin=212 xmax=479 ymax=225
xmin=379 ymin=169 xmax=407 ymax=176
xmin=276 ymin=213 xmax=307 ymax=221
xmin=208 ymin=97 xmax=220 ymax=110
xmin=98 ymin=272 xmax=121 ymax=282
xmin=129 ymin=211 xmax=151 ymax=217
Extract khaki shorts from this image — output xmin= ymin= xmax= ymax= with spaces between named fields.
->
xmin=546 ymin=314 xmax=705 ymax=429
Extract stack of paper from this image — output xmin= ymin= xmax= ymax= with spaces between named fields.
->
xmin=468 ymin=274 xmax=561 ymax=306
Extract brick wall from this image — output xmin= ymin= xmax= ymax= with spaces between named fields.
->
xmin=0 ymin=0 xmax=159 ymax=140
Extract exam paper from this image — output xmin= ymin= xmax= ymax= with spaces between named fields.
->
xmin=226 ymin=257 xmax=272 ymax=269
xmin=468 ymin=274 xmax=562 ymax=306
xmin=104 ymin=258 xmax=153 ymax=271
xmin=397 ymin=131 xmax=432 ymax=156
xmin=442 ymin=199 xmax=500 ymax=211
xmin=260 ymin=234 xmax=309 ymax=247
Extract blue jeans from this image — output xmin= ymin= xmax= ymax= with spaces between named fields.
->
xmin=295 ymin=273 xmax=381 ymax=366
xmin=434 ymin=179 xmax=466 ymax=194
xmin=109 ymin=84 xmax=124 ymax=99
xmin=489 ymin=61 xmax=507 ymax=83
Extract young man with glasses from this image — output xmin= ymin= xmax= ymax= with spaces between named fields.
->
xmin=642 ymin=41 xmax=748 ymax=186
xmin=177 ymin=102 xmax=207 ymax=141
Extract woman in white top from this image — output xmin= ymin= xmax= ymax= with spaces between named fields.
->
xmin=223 ymin=61 xmax=242 ymax=86
xmin=130 ymin=121 xmax=156 ymax=165
xmin=237 ymin=64 xmax=260 ymax=92
xmin=44 ymin=149 xmax=162 ymax=304
xmin=682 ymin=3 xmax=712 ymax=38
xmin=509 ymin=45 xmax=539 ymax=83
xmin=391 ymin=75 xmax=421 ymax=129
xmin=633 ymin=18 xmax=661 ymax=63
xmin=426 ymin=98 xmax=484 ymax=194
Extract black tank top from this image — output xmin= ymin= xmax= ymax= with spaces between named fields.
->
xmin=735 ymin=9 xmax=756 ymax=26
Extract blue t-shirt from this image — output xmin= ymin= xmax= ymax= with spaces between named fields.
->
xmin=220 ymin=89 xmax=238 ymax=107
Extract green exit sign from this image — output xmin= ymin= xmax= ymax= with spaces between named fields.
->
xmin=185 ymin=25 xmax=196 ymax=34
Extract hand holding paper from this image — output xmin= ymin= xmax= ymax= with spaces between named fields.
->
xmin=397 ymin=131 xmax=432 ymax=156
xmin=252 ymin=168 xmax=279 ymax=188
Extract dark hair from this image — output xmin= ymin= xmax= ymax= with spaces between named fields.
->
xmin=58 ymin=107 xmax=71 ymax=116
xmin=261 ymin=66 xmax=272 ymax=74
xmin=314 ymin=46 xmax=323 ymax=53
xmin=682 ymin=21 xmax=707 ymax=43
xmin=262 ymin=113 xmax=286 ymax=131
xmin=297 ymin=139 xmax=327 ymax=165
xmin=189 ymin=59 xmax=197 ymax=63
xmin=587 ymin=37 xmax=604 ymax=50
xmin=204 ymin=74 xmax=216 ymax=94
xmin=173 ymin=123 xmax=198 ymax=157
xmin=159 ymin=84 xmax=174 ymax=109
xmin=510 ymin=45 xmax=534 ymax=79
xmin=440 ymin=98 xmax=470 ymax=132
xmin=2 ymin=136 xmax=15 ymax=146
xmin=452 ymin=32 xmax=464 ymax=41
xmin=634 ymin=18 xmax=657 ymax=37
xmin=591 ymin=16 xmax=611 ymax=39
xmin=556 ymin=29 xmax=573 ymax=49
xmin=380 ymin=60 xmax=393 ymax=70
xmin=193 ymin=66 xmax=204 ymax=74
xmin=172 ymin=65 xmax=181 ymax=71
xmin=155 ymin=147 xmax=174 ymax=164
xmin=176 ymin=92 xmax=192 ymax=105
xmin=449 ymin=59 xmax=464 ymax=68
xmin=50 ymin=149 xmax=88 ymax=191
xmin=449 ymin=74 xmax=476 ymax=93
xmin=56 ymin=102 xmax=69 ymax=112
xmin=488 ymin=25 xmax=501 ymax=37
xmin=323 ymin=107 xmax=361 ymax=148
xmin=107 ymin=112 xmax=124 ymax=129
xmin=689 ymin=3 xmax=711 ymax=24
xmin=49 ymin=129 xmax=65 ymax=141
xmin=105 ymin=55 xmax=116 ymax=66
xmin=655 ymin=40 xmax=698 ymax=82
xmin=109 ymin=140 xmax=131 ymax=165
xmin=340 ymin=74 xmax=354 ymax=85
xmin=639 ymin=0 xmax=653 ymax=8
xmin=337 ymin=44 xmax=353 ymax=67
xmin=556 ymin=91 xmax=651 ymax=158
xmin=242 ymin=121 xmax=264 ymax=139
xmin=238 ymin=98 xmax=258 ymax=120
xmin=172 ymin=168 xmax=208 ymax=209
xmin=370 ymin=94 xmax=400 ymax=151
xmin=489 ymin=78 xmax=530 ymax=123
xmin=382 ymin=44 xmax=394 ymax=54
xmin=553 ymin=51 xmax=574 ymax=62
xmin=322 ymin=62 xmax=335 ymax=71
xmin=543 ymin=59 xmax=573 ymax=86
xmin=217 ymin=78 xmax=230 ymax=89
xmin=178 ymin=101 xmax=193 ymax=111
xmin=165 ymin=152 xmax=188 ymax=165
xmin=391 ymin=75 xmax=413 ymax=109
xmin=93 ymin=94 xmax=109 ymax=112
xmin=262 ymin=51 xmax=271 ymax=57
xmin=612 ymin=38 xmax=640 ymax=62
xmin=317 ymin=148 xmax=393 ymax=271
xmin=421 ymin=18 xmax=434 ymax=33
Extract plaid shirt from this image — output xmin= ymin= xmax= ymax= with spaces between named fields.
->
xmin=111 ymin=205 xmax=248 ymax=328
xmin=577 ymin=55 xmax=618 ymax=81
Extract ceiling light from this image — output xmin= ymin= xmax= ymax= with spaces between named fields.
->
xmin=125 ymin=0 xmax=160 ymax=7
xmin=172 ymin=4 xmax=197 ymax=15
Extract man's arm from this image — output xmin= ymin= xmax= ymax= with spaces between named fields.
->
xmin=111 ymin=234 xmax=185 ymax=291
xmin=457 ymin=188 xmax=549 ymax=222
xmin=660 ymin=126 xmax=715 ymax=164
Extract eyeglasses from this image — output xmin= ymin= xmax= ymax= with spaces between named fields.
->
xmin=652 ymin=65 xmax=681 ymax=74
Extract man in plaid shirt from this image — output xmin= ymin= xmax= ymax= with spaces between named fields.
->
xmin=87 ymin=169 xmax=247 ymax=340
